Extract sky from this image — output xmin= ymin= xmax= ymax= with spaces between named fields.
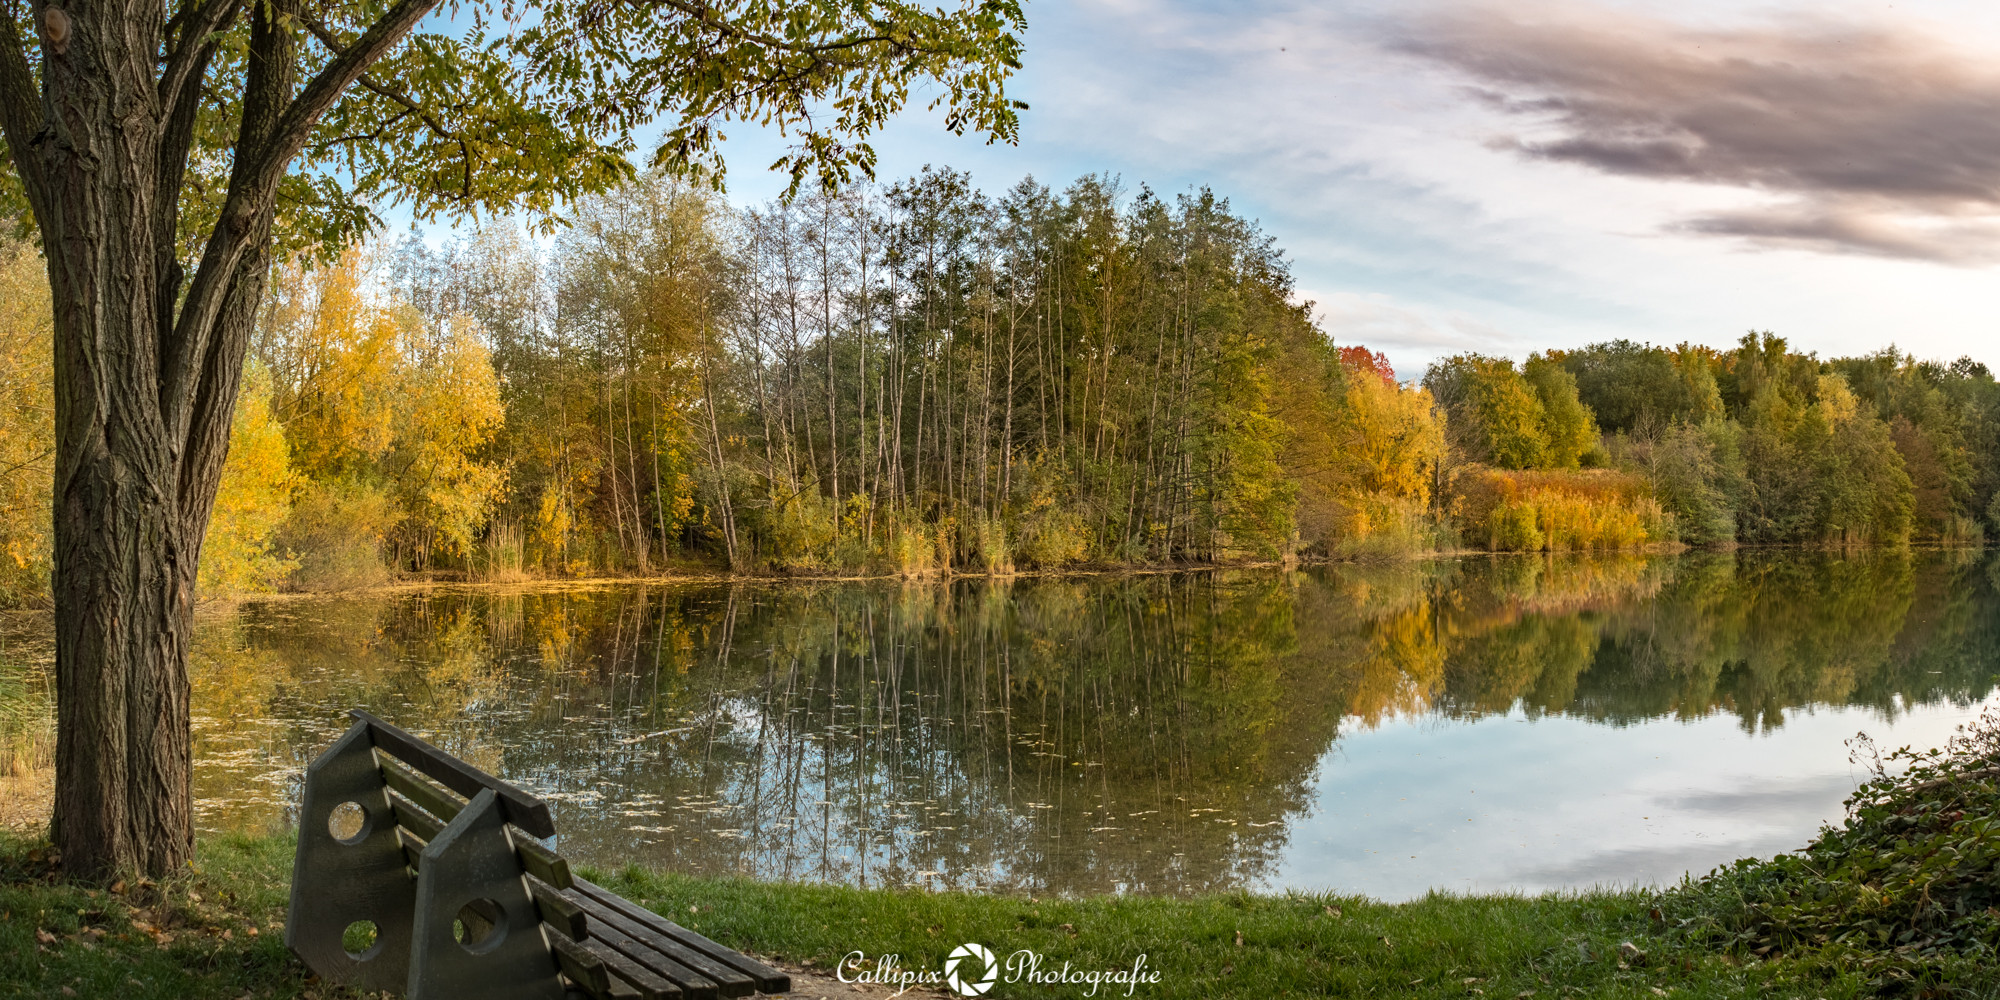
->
xmin=440 ymin=0 xmax=2000 ymax=381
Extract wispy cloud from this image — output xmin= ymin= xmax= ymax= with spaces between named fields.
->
xmin=1384 ymin=3 xmax=2000 ymax=261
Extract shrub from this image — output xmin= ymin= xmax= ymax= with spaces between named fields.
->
xmin=1668 ymin=708 xmax=2000 ymax=984
xmin=1333 ymin=491 xmax=1442 ymax=560
xmin=884 ymin=511 xmax=944 ymax=576
xmin=0 ymin=660 xmax=51 ymax=777
xmin=966 ymin=514 xmax=1013 ymax=575
xmin=1455 ymin=467 xmax=1670 ymax=552
xmin=1013 ymin=504 xmax=1091 ymax=569
xmin=277 ymin=481 xmax=400 ymax=591
xmin=1486 ymin=500 xmax=1545 ymax=551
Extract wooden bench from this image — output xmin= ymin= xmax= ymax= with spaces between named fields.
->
xmin=288 ymin=709 xmax=792 ymax=1000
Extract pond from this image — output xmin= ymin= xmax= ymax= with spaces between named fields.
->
xmin=6 ymin=551 xmax=1998 ymax=900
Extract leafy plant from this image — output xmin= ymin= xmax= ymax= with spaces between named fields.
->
xmin=1668 ymin=708 xmax=2000 ymax=989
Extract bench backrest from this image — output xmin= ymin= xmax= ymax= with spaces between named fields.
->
xmin=287 ymin=710 xmax=575 ymax=999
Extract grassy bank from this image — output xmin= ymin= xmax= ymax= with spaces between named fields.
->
xmin=9 ymin=714 xmax=2000 ymax=998
xmin=0 ymin=830 xmax=1910 ymax=1000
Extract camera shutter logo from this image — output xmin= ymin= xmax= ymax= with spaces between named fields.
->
xmin=944 ymin=942 xmax=998 ymax=996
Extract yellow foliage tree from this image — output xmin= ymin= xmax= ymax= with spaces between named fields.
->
xmin=198 ymin=362 xmax=298 ymax=594
xmin=0 ymin=240 xmax=52 ymax=604
xmin=1336 ymin=365 xmax=1446 ymax=553
xmin=387 ymin=314 xmax=509 ymax=564
xmin=257 ymin=252 xmax=402 ymax=480
xmin=254 ymin=250 xmax=511 ymax=580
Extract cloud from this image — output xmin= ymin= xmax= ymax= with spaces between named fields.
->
xmin=1306 ymin=290 xmax=1527 ymax=379
xmin=1383 ymin=4 xmax=2000 ymax=262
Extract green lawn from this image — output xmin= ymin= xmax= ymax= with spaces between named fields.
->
xmin=0 ymin=830 xmax=1926 ymax=1000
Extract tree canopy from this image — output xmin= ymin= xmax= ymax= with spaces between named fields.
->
xmin=2 ymin=0 xmax=1025 ymax=248
xmin=0 ymin=0 xmax=1026 ymax=878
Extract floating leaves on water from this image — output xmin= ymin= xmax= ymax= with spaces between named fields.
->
xmin=617 ymin=727 xmax=691 ymax=745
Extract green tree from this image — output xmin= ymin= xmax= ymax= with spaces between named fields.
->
xmin=1523 ymin=353 xmax=1598 ymax=469
xmin=0 ymin=0 xmax=1025 ymax=876
xmin=1424 ymin=354 xmax=1549 ymax=470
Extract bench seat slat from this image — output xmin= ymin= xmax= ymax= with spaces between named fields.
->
xmin=573 ymin=918 xmax=700 ymax=1000
xmin=561 ymin=890 xmax=728 ymax=999
xmin=353 ymin=709 xmax=556 ymax=838
xmin=583 ymin=937 xmax=681 ymax=1000
xmin=573 ymin=878 xmax=786 ymax=995
xmin=555 ymin=935 xmax=612 ymax=994
xmin=557 ymin=937 xmax=645 ymax=999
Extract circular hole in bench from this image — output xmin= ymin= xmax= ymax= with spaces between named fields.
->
xmin=328 ymin=800 xmax=369 ymax=844
xmin=453 ymin=897 xmax=507 ymax=954
xmin=341 ymin=919 xmax=381 ymax=960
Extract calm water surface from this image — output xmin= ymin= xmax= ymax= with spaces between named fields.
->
xmin=11 ymin=551 xmax=1999 ymax=900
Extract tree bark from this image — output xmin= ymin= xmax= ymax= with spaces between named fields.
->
xmin=1 ymin=0 xmax=438 ymax=878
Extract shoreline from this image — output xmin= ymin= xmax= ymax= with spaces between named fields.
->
xmin=0 ymin=830 xmax=1871 ymax=999
xmin=172 ymin=540 xmax=1991 ymax=606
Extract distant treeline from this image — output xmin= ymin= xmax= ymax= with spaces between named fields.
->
xmin=0 ymin=169 xmax=1994 ymax=597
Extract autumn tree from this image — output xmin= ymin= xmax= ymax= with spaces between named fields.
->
xmin=0 ymin=0 xmax=1025 ymax=876
xmin=0 ymin=237 xmax=50 ymax=603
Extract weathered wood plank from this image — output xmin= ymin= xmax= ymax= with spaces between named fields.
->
xmin=517 ymin=833 xmax=574 ymax=889
xmin=572 ymin=878 xmax=786 ymax=994
xmin=583 ymin=937 xmax=682 ymax=1000
xmin=380 ymin=755 xmax=466 ymax=823
xmin=529 ymin=874 xmax=589 ymax=940
xmin=395 ymin=826 xmax=427 ymax=870
xmin=385 ymin=768 xmax=571 ymax=891
xmin=353 ymin=709 xmax=556 ymax=838
xmin=555 ymin=935 xmax=612 ymax=995
xmin=561 ymin=889 xmax=725 ymax=1000
xmin=387 ymin=789 xmax=445 ymax=841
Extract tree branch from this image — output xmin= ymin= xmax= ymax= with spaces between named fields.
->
xmin=161 ymin=0 xmax=297 ymax=442
xmin=155 ymin=35 xmax=222 ymax=346
xmin=286 ymin=2 xmax=479 ymax=200
xmin=0 ymin=0 xmax=48 ymax=218
xmin=245 ymin=0 xmax=442 ymax=200
xmin=157 ymin=0 xmax=239 ymax=124
xmin=166 ymin=0 xmax=437 ymax=440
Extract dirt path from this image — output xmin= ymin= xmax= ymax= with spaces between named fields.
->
xmin=764 ymin=958 xmax=953 ymax=1000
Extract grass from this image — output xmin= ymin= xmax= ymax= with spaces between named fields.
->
xmin=594 ymin=869 xmax=1895 ymax=999
xmin=0 ymin=833 xmax=328 ymax=1000
xmin=0 ymin=828 xmax=1907 ymax=1000
xmin=11 ymin=712 xmax=2000 ymax=999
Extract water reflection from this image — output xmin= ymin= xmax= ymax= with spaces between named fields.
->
xmin=171 ymin=550 xmax=2000 ymax=897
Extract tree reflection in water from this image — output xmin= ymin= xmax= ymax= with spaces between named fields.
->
xmin=176 ymin=550 xmax=2000 ymax=896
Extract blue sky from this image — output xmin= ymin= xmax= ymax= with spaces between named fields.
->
xmin=447 ymin=0 xmax=2000 ymax=380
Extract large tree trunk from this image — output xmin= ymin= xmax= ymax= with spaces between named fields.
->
xmin=32 ymin=0 xmax=192 ymax=879
xmin=0 ymin=0 xmax=431 ymax=878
